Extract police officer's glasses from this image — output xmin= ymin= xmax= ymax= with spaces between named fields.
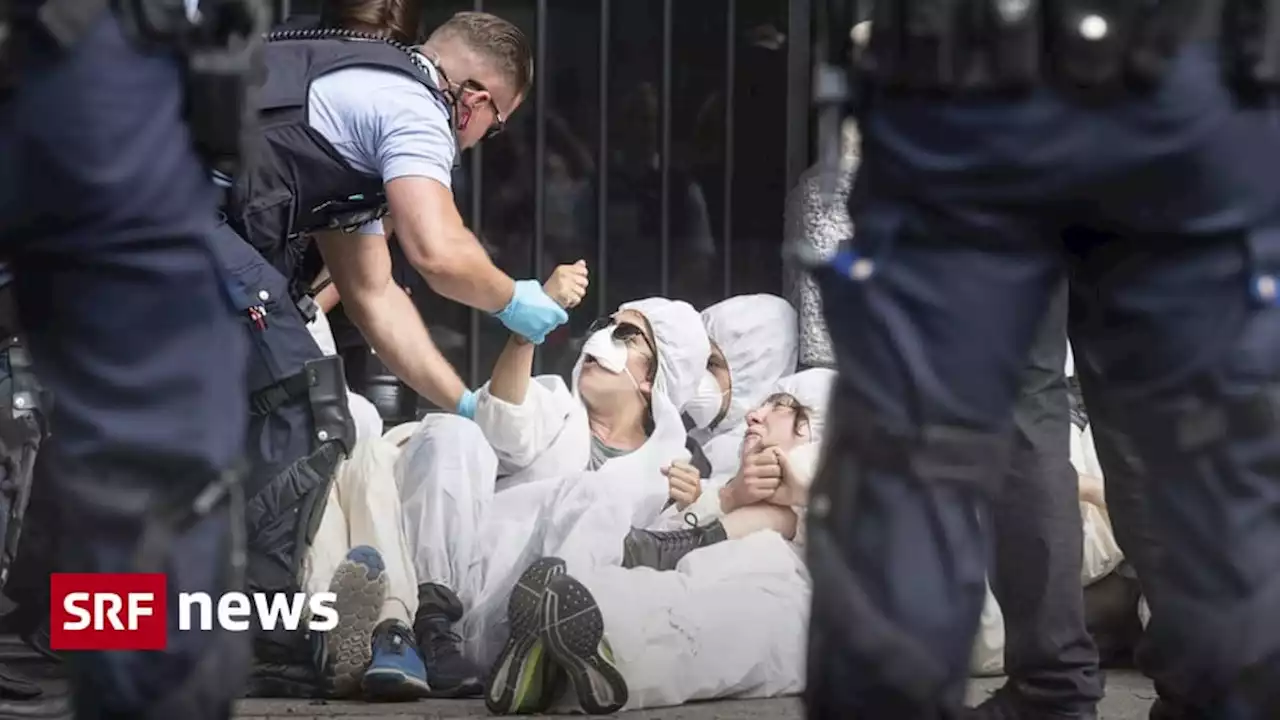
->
xmin=459 ymin=79 xmax=506 ymax=140
xmin=434 ymin=60 xmax=506 ymax=141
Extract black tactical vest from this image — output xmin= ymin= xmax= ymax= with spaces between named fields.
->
xmin=226 ymin=32 xmax=454 ymax=289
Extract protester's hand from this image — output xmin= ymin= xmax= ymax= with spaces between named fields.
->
xmin=663 ymin=460 xmax=702 ymax=509
xmin=720 ymin=448 xmax=783 ymax=513
xmin=543 ymin=260 xmax=589 ymax=309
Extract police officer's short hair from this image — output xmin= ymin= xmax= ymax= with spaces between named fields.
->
xmin=428 ymin=12 xmax=534 ymax=100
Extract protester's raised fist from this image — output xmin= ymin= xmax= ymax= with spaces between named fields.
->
xmin=544 ymin=260 xmax=589 ymax=309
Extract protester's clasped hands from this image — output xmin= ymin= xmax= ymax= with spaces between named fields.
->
xmin=720 ymin=448 xmax=783 ymax=513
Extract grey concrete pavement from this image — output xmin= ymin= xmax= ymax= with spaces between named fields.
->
xmin=235 ymin=671 xmax=1157 ymax=719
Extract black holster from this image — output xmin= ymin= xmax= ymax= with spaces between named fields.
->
xmin=0 ymin=339 xmax=46 ymax=594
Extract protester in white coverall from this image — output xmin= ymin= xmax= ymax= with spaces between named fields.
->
xmin=483 ymin=368 xmax=836 ymax=716
xmin=298 ymin=437 xmax=421 ymax=697
xmin=636 ymin=369 xmax=835 ymax=555
xmin=684 ymin=294 xmax=799 ymax=484
xmin=394 ymin=270 xmax=710 ymax=709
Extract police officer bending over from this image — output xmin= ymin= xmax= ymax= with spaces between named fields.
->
xmin=213 ymin=10 xmax=562 ymax=703
xmin=806 ymin=1 xmax=1280 ymax=719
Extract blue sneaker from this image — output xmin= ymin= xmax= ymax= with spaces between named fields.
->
xmin=312 ymin=545 xmax=388 ymax=698
xmin=361 ymin=619 xmax=433 ymax=701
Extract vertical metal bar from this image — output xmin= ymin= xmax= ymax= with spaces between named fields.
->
xmin=466 ymin=0 xmax=485 ymax=388
xmin=658 ymin=0 xmax=673 ymax=297
xmin=721 ymin=0 xmax=737 ymax=299
xmin=596 ymin=0 xmax=611 ymax=318
xmin=785 ymin=0 xmax=812 ymax=191
xmin=532 ymin=0 xmax=548 ymax=374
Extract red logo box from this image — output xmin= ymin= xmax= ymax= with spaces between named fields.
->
xmin=49 ymin=573 xmax=168 ymax=651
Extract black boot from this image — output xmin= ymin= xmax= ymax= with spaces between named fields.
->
xmin=413 ymin=584 xmax=484 ymax=698
xmin=621 ymin=518 xmax=728 ymax=571
xmin=966 ymin=685 xmax=1098 ymax=719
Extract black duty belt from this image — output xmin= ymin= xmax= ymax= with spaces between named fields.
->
xmin=249 ymin=370 xmax=311 ymax=417
xmin=852 ymin=0 xmax=1250 ymax=99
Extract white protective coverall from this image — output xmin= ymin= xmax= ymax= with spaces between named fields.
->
xmin=689 ymin=294 xmax=799 ymax=484
xmin=678 ymin=368 xmax=1011 ymax=681
xmin=567 ymin=368 xmax=836 ymax=709
xmin=305 ymin=307 xmax=384 ymax=445
xmin=395 ymin=298 xmax=711 ymax=667
xmin=302 ymin=437 xmax=419 ymax=625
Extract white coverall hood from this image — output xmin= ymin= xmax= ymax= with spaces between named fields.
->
xmin=693 ymin=295 xmax=799 ymax=481
xmin=772 ymin=367 xmax=836 ymax=447
xmin=570 ymin=297 xmax=711 ymax=431
xmin=698 ymin=294 xmax=799 ymax=432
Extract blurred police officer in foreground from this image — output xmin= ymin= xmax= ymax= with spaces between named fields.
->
xmin=0 ymin=0 xmax=263 ymax=717
xmin=806 ymin=1 xmax=1280 ymax=719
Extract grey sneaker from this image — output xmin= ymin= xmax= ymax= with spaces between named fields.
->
xmin=485 ymin=557 xmax=569 ymax=715
xmin=312 ymin=545 xmax=388 ymax=698
xmin=539 ymin=572 xmax=628 ymax=715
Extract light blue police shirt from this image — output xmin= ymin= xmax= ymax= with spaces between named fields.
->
xmin=210 ymin=42 xmax=456 ymax=235
xmin=307 ymin=48 xmax=456 ymax=234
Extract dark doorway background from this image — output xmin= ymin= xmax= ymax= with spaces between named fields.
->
xmin=286 ymin=0 xmax=815 ymax=421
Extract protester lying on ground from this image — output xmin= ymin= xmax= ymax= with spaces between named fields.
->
xmin=395 ymin=279 xmax=710 ymax=676
xmin=485 ymin=371 xmax=834 ymax=714
xmin=624 ymin=368 xmax=833 ymax=569
xmin=684 ymin=294 xmax=798 ymax=483
xmin=248 ymin=439 xmax=425 ymax=702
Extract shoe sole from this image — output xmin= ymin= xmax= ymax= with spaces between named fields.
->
xmin=425 ymin=675 xmax=485 ymax=699
xmin=362 ymin=666 xmax=433 ymax=702
xmin=540 ymin=574 xmax=628 ymax=715
xmin=485 ymin=557 xmax=567 ymax=714
xmin=325 ymin=551 xmax=388 ymax=698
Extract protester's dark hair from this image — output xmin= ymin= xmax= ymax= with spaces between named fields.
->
xmin=427 ymin=11 xmax=534 ymax=99
xmin=321 ymin=0 xmax=421 ymax=43
xmin=762 ymin=392 xmax=812 ymax=435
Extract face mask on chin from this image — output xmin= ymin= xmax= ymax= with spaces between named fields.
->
xmin=685 ymin=370 xmax=727 ymax=430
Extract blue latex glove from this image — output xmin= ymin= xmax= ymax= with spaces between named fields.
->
xmin=493 ymin=279 xmax=569 ymax=344
xmin=456 ymin=389 xmax=477 ymax=419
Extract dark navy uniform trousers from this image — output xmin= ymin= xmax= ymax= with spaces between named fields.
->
xmin=807 ymin=44 xmax=1280 ymax=720
xmin=989 ymin=281 xmax=1102 ymax=714
xmin=0 ymin=12 xmax=250 ymax=719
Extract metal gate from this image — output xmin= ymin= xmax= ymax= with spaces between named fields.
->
xmin=289 ymin=0 xmax=815 ymax=417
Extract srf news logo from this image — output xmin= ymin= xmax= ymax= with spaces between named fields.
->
xmin=49 ymin=573 xmax=338 ymax=651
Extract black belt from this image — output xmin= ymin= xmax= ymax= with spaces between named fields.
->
xmin=856 ymin=0 xmax=1227 ymax=97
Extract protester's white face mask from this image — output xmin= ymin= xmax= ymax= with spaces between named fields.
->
xmin=685 ymin=370 xmax=727 ymax=429
xmin=582 ymin=328 xmax=641 ymax=390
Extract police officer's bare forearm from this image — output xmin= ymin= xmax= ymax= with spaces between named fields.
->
xmin=316 ymin=229 xmax=471 ymax=411
xmin=383 ymin=178 xmax=515 ymax=314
